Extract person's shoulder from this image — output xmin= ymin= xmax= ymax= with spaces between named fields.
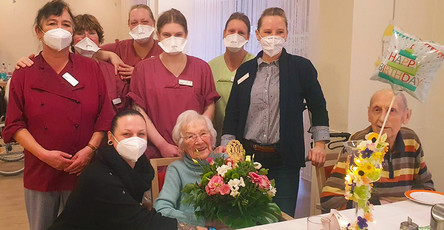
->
xmin=285 ymin=52 xmax=312 ymax=65
xmin=71 ymin=53 xmax=98 ymax=66
xmin=208 ymin=54 xmax=224 ymax=67
xmin=168 ymin=158 xmax=186 ymax=169
xmin=136 ymin=55 xmax=160 ymax=68
xmin=76 ymin=161 xmax=112 ymax=190
xmin=400 ymin=127 xmax=422 ymax=146
xmin=187 ymin=55 xmax=209 ymax=65
xmin=245 ymin=52 xmax=256 ymax=61
xmin=237 ymin=55 xmax=258 ymax=71
xmin=350 ymin=126 xmax=372 ymax=140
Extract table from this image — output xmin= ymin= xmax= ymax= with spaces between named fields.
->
xmin=242 ymin=200 xmax=431 ymax=229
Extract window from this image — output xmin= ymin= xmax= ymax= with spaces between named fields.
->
xmin=186 ymin=0 xmax=310 ymax=61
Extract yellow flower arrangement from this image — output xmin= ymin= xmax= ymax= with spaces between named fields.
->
xmin=344 ymin=132 xmax=389 ymax=230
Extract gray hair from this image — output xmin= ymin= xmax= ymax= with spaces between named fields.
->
xmin=172 ymin=110 xmax=217 ymax=154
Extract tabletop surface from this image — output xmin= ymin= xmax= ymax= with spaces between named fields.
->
xmin=242 ymin=200 xmax=431 ymax=229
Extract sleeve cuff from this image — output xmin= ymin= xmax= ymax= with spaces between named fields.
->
xmin=220 ymin=134 xmax=235 ymax=146
xmin=309 ymin=126 xmax=330 ymax=142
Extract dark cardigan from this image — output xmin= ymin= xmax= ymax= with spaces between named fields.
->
xmin=223 ymin=49 xmax=329 ymax=168
xmin=49 ymin=145 xmax=177 ymax=230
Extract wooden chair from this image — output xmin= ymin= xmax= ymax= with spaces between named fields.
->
xmin=149 ymin=157 xmax=181 ymax=200
xmin=310 ymin=146 xmax=344 ymax=215
xmin=279 ymin=211 xmax=294 ymax=221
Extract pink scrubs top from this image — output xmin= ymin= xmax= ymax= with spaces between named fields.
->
xmin=99 ymin=61 xmax=129 ymax=112
xmin=3 ymin=53 xmax=115 ymax=192
xmin=101 ymin=39 xmax=163 ymax=67
xmin=128 ymin=55 xmax=220 ymax=159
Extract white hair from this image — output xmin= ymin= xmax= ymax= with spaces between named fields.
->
xmin=172 ymin=110 xmax=217 ymax=154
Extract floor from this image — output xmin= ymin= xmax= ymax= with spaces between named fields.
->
xmin=0 ymin=169 xmax=27 ymax=230
xmin=0 ymin=167 xmax=312 ymax=230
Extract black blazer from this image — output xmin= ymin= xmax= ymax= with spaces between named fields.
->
xmin=223 ymin=49 xmax=329 ymax=168
xmin=49 ymin=145 xmax=177 ymax=230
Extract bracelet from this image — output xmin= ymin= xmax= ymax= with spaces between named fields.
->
xmin=87 ymin=143 xmax=97 ymax=151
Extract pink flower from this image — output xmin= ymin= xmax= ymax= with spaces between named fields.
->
xmin=205 ymin=175 xmax=230 ymax=195
xmin=206 ymin=157 xmax=214 ymax=165
xmin=225 ymin=157 xmax=234 ymax=166
xmin=219 ymin=184 xmax=231 ymax=195
xmin=249 ymin=172 xmax=271 ymax=190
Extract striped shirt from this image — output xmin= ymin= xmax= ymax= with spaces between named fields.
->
xmin=320 ymin=126 xmax=434 ymax=211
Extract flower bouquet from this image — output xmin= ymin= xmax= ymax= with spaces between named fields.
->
xmin=182 ymin=140 xmax=281 ymax=229
xmin=344 ymin=133 xmax=389 ymax=230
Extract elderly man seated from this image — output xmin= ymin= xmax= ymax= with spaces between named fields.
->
xmin=321 ymin=89 xmax=434 ymax=212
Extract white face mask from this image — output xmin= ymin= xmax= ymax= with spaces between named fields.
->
xmin=43 ymin=28 xmax=73 ymax=51
xmin=223 ymin=33 xmax=248 ymax=53
xmin=113 ymin=135 xmax=147 ymax=163
xmin=74 ymin=37 xmax=100 ymax=58
xmin=259 ymin=35 xmax=286 ymax=57
xmin=158 ymin=36 xmax=187 ymax=55
xmin=129 ymin=24 xmax=155 ymax=43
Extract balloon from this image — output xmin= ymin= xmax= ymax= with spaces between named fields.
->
xmin=372 ymin=26 xmax=444 ymax=102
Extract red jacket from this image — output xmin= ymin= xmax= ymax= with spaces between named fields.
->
xmin=3 ymin=53 xmax=115 ymax=192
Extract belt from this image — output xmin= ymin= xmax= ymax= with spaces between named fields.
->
xmin=243 ymin=139 xmax=279 ymax=153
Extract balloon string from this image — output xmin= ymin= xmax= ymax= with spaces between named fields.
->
xmin=376 ymin=94 xmax=396 ymax=145
xmin=392 ymin=0 xmax=396 ymax=22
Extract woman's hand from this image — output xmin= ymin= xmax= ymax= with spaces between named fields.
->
xmin=15 ymin=54 xmax=35 ymax=69
xmin=309 ymin=141 xmax=326 ymax=167
xmin=64 ymin=146 xmax=94 ymax=175
xmin=39 ymin=150 xmax=73 ymax=171
xmin=158 ymin=142 xmax=180 ymax=158
xmin=117 ymin=63 xmax=134 ymax=80
xmin=214 ymin=146 xmax=226 ymax=153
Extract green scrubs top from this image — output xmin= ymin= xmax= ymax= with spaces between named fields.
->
xmin=208 ymin=52 xmax=255 ymax=145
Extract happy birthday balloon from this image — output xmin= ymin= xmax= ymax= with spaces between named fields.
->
xmin=372 ymin=27 xmax=444 ymax=102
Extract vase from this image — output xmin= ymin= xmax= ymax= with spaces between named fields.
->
xmin=343 ymin=141 xmax=369 ymax=230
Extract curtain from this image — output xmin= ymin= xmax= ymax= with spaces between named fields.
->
xmin=188 ymin=0 xmax=310 ymax=61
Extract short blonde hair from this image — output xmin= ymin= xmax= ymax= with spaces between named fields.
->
xmin=257 ymin=7 xmax=287 ymax=30
xmin=172 ymin=110 xmax=216 ymax=154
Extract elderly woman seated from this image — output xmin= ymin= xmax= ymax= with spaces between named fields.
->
xmin=154 ymin=110 xmax=227 ymax=229
xmin=49 ymin=110 xmax=177 ymax=230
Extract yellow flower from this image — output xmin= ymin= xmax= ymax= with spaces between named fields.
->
xmin=366 ymin=132 xmax=379 ymax=143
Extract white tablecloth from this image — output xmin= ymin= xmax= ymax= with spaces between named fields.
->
xmin=242 ymin=200 xmax=431 ymax=229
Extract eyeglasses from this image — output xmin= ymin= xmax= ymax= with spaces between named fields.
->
xmin=182 ymin=130 xmax=210 ymax=142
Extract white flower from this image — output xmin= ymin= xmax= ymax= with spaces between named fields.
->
xmin=216 ymin=164 xmax=231 ymax=177
xmin=267 ymin=184 xmax=277 ymax=197
xmin=230 ymin=190 xmax=240 ymax=197
xmin=254 ymin=162 xmax=262 ymax=170
xmin=228 ymin=177 xmax=246 ymax=197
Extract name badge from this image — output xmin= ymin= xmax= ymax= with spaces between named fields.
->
xmin=237 ymin=73 xmax=249 ymax=85
xmin=62 ymin=72 xmax=79 ymax=87
xmin=230 ymin=76 xmax=235 ymax=82
xmin=179 ymin=79 xmax=193 ymax=87
xmin=112 ymin=98 xmax=122 ymax=105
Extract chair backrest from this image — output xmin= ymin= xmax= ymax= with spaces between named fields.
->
xmin=149 ymin=157 xmax=181 ymax=200
xmin=312 ymin=149 xmax=342 ymax=214
xmin=315 ymin=151 xmax=341 ymax=196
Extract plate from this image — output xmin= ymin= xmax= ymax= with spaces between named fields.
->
xmin=405 ymin=190 xmax=444 ymax=205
